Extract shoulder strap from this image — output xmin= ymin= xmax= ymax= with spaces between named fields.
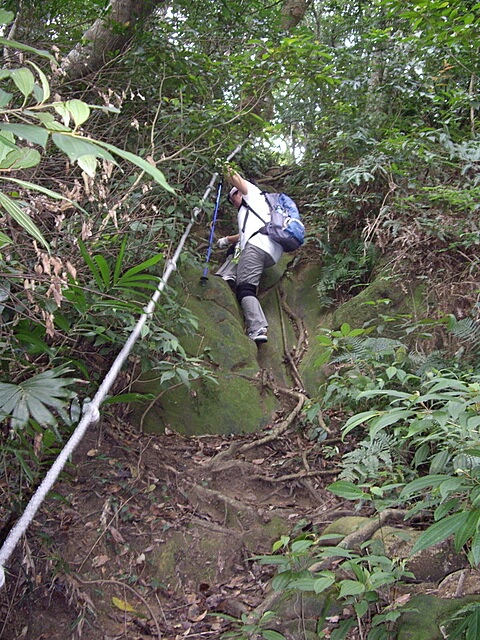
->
xmin=241 ymin=200 xmax=268 ymax=233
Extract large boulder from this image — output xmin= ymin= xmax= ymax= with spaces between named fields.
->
xmin=129 ymin=259 xmax=286 ymax=435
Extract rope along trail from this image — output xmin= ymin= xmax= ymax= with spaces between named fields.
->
xmin=0 ymin=143 xmax=244 ymax=588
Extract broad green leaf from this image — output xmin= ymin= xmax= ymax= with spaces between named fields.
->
xmin=271 ymin=571 xmax=295 ymax=591
xmin=0 ymin=133 xmax=17 ymax=165
xmin=33 ymin=111 xmax=71 ymax=132
xmin=340 ymin=322 xmax=351 ymax=335
xmin=330 ymin=618 xmax=356 ymax=640
xmin=0 ymin=123 xmax=49 ymax=148
xmin=467 ymin=416 xmax=480 ymax=430
xmin=0 ymin=192 xmax=49 ymax=251
xmin=77 ymin=154 xmax=97 ymax=177
xmin=369 ymin=571 xmax=396 ymax=589
xmin=0 ymin=9 xmax=14 ymax=24
xmin=253 ymin=555 xmax=290 ymax=566
xmin=469 ymin=531 xmax=480 ymax=566
xmin=15 ymin=332 xmax=55 ymax=356
xmin=313 ymin=573 xmax=336 ymax=593
xmin=354 ymin=599 xmax=369 ymax=618
xmin=0 ymin=37 xmax=54 ymax=60
xmin=342 ymin=410 xmax=382 ymax=437
xmin=0 ymin=231 xmax=12 ymax=246
xmin=406 ymin=418 xmax=434 ymax=437
xmin=1 ymin=177 xmax=89 ymax=214
xmin=438 ymin=477 xmax=465 ymax=500
xmin=160 ymin=370 xmax=176 ymax=385
xmin=66 ymin=99 xmax=90 ymax=128
xmin=0 ymin=88 xmax=13 ymax=108
xmin=25 ymin=395 xmax=57 ymax=425
xmin=11 ymin=397 xmax=30 ymax=430
xmin=399 ymin=475 xmax=451 ymax=499
xmin=454 ymin=509 xmax=480 ymax=552
xmin=348 ymin=328 xmax=365 ymax=337
xmin=94 ymin=254 xmax=111 ymax=289
xmin=338 ymin=579 xmax=365 ymax=598
xmin=90 ymin=138 xmax=175 ymax=194
xmin=27 ymin=60 xmax=50 ymax=103
xmin=262 ymin=630 xmax=286 ymax=640
xmin=466 ymin=608 xmax=480 ymax=640
xmin=288 ymin=575 xmax=316 ymax=591
xmin=53 ymin=102 xmax=71 ymax=127
xmin=429 ymin=449 xmax=450 ymax=475
xmin=117 ymin=253 xmax=164 ymax=282
xmin=411 ymin=511 xmax=469 ymax=555
xmin=428 ymin=378 xmax=470 ymax=393
xmin=52 ymin=133 xmax=116 ymax=163
xmin=316 ymin=546 xmax=355 ymax=559
xmin=0 ymin=384 xmax=20 ymax=408
xmin=369 ymin=409 xmax=414 ymax=438
xmin=0 ymin=147 xmax=41 ymax=170
xmin=176 ymin=367 xmax=191 ymax=387
xmin=10 ymin=67 xmax=35 ymax=98
xmin=314 ymin=351 xmax=331 ymax=367
xmin=328 ymin=480 xmax=371 ymax=501
xmin=358 ymin=389 xmax=411 ymax=400
xmin=290 ymin=539 xmax=314 ymax=553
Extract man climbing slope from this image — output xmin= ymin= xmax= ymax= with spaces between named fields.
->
xmin=216 ymin=166 xmax=284 ymax=344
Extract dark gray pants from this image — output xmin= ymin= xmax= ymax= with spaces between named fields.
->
xmin=237 ymin=243 xmax=275 ymax=335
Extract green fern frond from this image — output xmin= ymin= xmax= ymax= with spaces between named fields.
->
xmin=339 ymin=433 xmax=396 ymax=483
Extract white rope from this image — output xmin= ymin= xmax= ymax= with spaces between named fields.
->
xmin=0 ymin=144 xmax=244 ymax=589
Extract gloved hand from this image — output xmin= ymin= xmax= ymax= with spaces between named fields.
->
xmin=216 ymin=237 xmax=230 ymax=249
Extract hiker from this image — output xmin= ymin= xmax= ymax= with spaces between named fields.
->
xmin=215 ymin=167 xmax=284 ymax=344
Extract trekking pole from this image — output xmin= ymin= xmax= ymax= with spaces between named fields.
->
xmin=200 ymin=177 xmax=223 ymax=286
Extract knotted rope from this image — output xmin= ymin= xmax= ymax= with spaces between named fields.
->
xmin=0 ymin=143 xmax=244 ymax=588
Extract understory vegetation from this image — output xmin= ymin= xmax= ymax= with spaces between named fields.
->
xmin=1 ymin=0 xmax=480 ymax=637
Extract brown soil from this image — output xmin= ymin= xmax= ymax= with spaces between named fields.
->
xmin=0 ymin=410 xmax=349 ymax=640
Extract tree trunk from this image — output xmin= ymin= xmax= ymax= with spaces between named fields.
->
xmin=281 ymin=0 xmax=310 ymax=30
xmin=60 ymin=0 xmax=166 ymax=81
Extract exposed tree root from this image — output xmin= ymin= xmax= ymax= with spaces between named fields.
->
xmin=337 ymin=508 xmax=408 ymax=550
xmin=244 ymin=509 xmax=411 ymax=632
xmin=250 ymin=468 xmax=339 ymax=483
xmin=308 ymin=508 xmax=409 ymax=573
xmin=207 ymin=385 xmax=307 ymax=468
xmin=185 ymin=483 xmax=259 ymax=529
xmin=278 ymin=285 xmax=308 ymax=366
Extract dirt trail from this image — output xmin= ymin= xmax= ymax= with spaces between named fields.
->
xmin=0 ymin=410 xmax=346 ymax=640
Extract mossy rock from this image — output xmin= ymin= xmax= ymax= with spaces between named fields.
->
xmin=133 ymin=374 xmax=276 ymax=435
xmin=129 ymin=261 xmax=282 ymax=435
xmin=321 ymin=516 xmax=371 ymax=538
xmin=153 ymin=514 xmax=290 ymax=591
xmin=296 ymin=267 xmax=428 ymax=397
xmin=331 ymin=273 xmax=426 ymax=332
xmin=268 ymin=589 xmax=342 ymax=639
xmin=394 ymin=593 xmax=480 ymax=639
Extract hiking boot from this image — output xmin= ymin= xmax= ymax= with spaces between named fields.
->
xmin=249 ymin=327 xmax=268 ymax=344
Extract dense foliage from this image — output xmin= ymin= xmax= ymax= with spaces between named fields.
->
xmin=1 ymin=0 xmax=479 ymax=636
